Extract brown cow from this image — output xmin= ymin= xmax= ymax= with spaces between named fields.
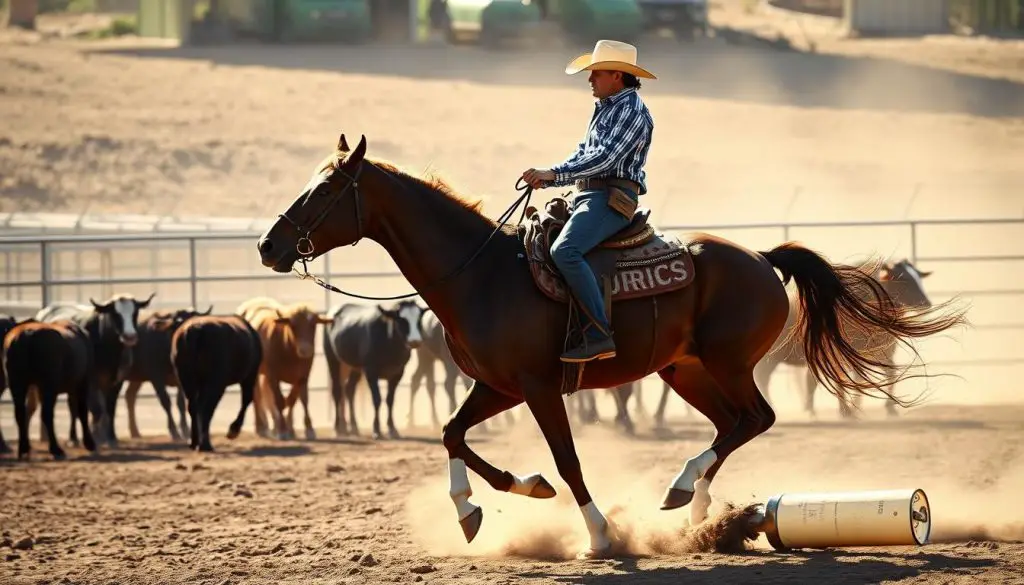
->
xmin=236 ymin=296 xmax=332 ymax=440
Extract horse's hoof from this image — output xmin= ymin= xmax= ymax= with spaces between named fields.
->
xmin=576 ymin=545 xmax=613 ymax=560
xmin=305 ymin=428 xmax=317 ymax=440
xmin=226 ymin=427 xmax=240 ymax=440
xmin=388 ymin=428 xmax=401 ymax=440
xmin=528 ymin=475 xmax=557 ymax=499
xmin=0 ymin=443 xmax=11 ymax=455
xmin=660 ymin=487 xmax=694 ymax=510
xmin=51 ymin=450 xmax=67 ymax=461
xmin=459 ymin=506 xmax=483 ymax=543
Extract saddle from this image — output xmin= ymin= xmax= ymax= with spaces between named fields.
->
xmin=520 ymin=194 xmax=696 ymax=311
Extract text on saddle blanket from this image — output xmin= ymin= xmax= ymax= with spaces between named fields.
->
xmin=521 ymin=197 xmax=696 ymax=303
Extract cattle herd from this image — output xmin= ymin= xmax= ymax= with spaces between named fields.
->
xmin=0 ymin=258 xmax=936 ymax=461
xmin=0 ymin=293 xmax=448 ymax=460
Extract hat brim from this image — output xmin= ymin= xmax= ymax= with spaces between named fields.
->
xmin=565 ymin=54 xmax=657 ymax=79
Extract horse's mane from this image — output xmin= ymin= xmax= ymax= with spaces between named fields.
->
xmin=325 ymin=150 xmax=490 ymax=220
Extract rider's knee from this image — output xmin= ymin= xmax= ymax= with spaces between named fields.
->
xmin=550 ymin=239 xmax=578 ymax=268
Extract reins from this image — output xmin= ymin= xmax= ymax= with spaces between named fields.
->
xmin=285 ymin=165 xmax=535 ymax=302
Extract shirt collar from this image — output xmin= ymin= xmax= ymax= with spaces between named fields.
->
xmin=597 ymin=87 xmax=636 ymax=107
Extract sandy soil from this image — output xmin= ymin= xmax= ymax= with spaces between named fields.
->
xmin=2 ymin=394 xmax=1024 ymax=585
xmin=2 ymin=7 xmax=1024 ymax=584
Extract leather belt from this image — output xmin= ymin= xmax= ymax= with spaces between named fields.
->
xmin=576 ymin=177 xmax=641 ymax=195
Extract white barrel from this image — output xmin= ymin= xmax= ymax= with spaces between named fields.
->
xmin=759 ymin=488 xmax=931 ymax=550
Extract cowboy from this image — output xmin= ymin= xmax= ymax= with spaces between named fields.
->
xmin=522 ymin=39 xmax=656 ymax=363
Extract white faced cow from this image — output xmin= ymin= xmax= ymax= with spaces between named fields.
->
xmin=35 ymin=292 xmax=155 ymax=445
xmin=322 ymin=300 xmax=426 ymax=440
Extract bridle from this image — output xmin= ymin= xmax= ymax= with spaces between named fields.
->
xmin=276 ymin=159 xmax=534 ymax=302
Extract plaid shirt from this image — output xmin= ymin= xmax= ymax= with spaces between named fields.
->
xmin=550 ymin=87 xmax=654 ymax=195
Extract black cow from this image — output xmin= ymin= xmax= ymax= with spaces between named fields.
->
xmin=36 ymin=292 xmax=155 ymax=446
xmin=123 ymin=306 xmax=213 ymax=441
xmin=0 ymin=312 xmax=19 ymax=453
xmin=4 ymin=319 xmax=96 ymax=460
xmin=171 ymin=315 xmax=260 ymax=452
xmin=323 ymin=300 xmax=425 ymax=440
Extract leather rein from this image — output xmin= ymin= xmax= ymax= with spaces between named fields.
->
xmin=277 ymin=161 xmax=535 ymax=302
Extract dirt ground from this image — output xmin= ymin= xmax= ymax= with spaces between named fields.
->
xmin=2 ymin=393 xmax=1024 ymax=585
xmin=2 ymin=4 xmax=1024 ymax=584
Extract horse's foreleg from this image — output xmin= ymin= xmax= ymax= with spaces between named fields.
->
xmin=522 ymin=385 xmax=610 ymax=559
xmin=442 ymin=381 xmax=536 ymax=543
xmin=656 ymin=362 xmax=739 ymax=526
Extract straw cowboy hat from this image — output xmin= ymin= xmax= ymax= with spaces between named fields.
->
xmin=564 ymin=39 xmax=657 ymax=80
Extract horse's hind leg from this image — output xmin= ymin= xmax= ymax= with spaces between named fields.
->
xmin=671 ymin=357 xmax=775 ymax=525
xmin=442 ymin=381 xmax=543 ymax=544
xmin=657 ymin=362 xmax=738 ymax=525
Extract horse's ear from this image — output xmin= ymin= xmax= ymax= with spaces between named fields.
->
xmin=878 ymin=268 xmax=891 ymax=281
xmin=343 ymin=135 xmax=367 ymax=171
xmin=918 ymin=270 xmax=933 ymax=278
xmin=338 ymin=133 xmax=350 ymax=153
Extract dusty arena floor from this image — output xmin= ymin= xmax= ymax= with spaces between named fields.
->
xmin=2 ymin=3 xmax=1024 ymax=583
xmin=2 ymin=396 xmax=1024 ymax=585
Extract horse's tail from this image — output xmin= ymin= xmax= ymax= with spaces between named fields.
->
xmin=759 ymin=242 xmax=968 ymax=410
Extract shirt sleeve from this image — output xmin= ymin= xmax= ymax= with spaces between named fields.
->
xmin=550 ymin=104 xmax=648 ymax=186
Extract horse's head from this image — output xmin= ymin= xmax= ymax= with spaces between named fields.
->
xmin=258 ymin=133 xmax=369 ymax=274
xmin=879 ymin=259 xmax=933 ymax=308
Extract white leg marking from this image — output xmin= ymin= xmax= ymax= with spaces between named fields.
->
xmin=669 ymin=448 xmax=718 ymax=492
xmin=690 ymin=478 xmax=712 ymax=526
xmin=580 ymin=501 xmax=611 ymax=554
xmin=448 ymin=458 xmax=477 ymax=521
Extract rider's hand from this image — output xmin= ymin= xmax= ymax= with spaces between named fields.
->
xmin=522 ymin=168 xmax=555 ymax=189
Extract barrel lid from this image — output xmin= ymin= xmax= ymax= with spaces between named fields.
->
xmin=911 ymin=489 xmax=931 ymax=545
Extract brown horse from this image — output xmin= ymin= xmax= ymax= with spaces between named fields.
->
xmin=255 ymin=134 xmax=967 ymax=559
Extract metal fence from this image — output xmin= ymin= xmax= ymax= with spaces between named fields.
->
xmin=1 ymin=216 xmax=1022 ymax=404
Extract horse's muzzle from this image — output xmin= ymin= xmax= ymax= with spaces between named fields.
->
xmin=257 ymin=237 xmax=294 ymax=273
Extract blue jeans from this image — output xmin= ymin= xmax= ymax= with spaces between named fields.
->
xmin=550 ymin=188 xmax=636 ymax=342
